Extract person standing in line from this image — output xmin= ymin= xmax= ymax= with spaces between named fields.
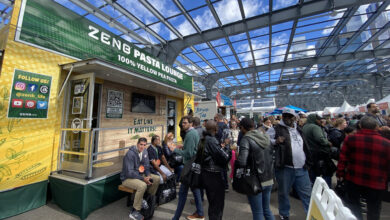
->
xmin=193 ymin=117 xmax=204 ymax=140
xmin=201 ymin=120 xmax=231 ymax=220
xmin=365 ymin=103 xmax=388 ymax=127
xmin=328 ymin=118 xmax=347 ymax=150
xmin=120 ymin=138 xmax=160 ymax=220
xmin=214 ymin=113 xmax=230 ymax=192
xmin=238 ymin=118 xmax=275 ymax=220
xmin=267 ymin=108 xmax=312 ymax=220
xmin=229 ymin=121 xmax=240 ymax=179
xmin=302 ymin=114 xmax=334 ymax=188
xmin=337 ymin=116 xmax=390 ymax=220
xmin=171 ymin=116 xmax=204 ymax=220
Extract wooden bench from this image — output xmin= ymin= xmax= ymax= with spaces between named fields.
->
xmin=118 ymin=185 xmax=136 ymax=207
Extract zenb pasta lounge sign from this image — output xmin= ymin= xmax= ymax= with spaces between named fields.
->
xmin=15 ymin=0 xmax=193 ymax=92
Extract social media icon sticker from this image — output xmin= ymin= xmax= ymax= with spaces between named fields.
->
xmin=27 ymin=84 xmax=38 ymax=92
xmin=25 ymin=100 xmax=36 ymax=109
xmin=40 ymin=85 xmax=49 ymax=94
xmin=14 ymin=82 xmax=26 ymax=91
xmin=37 ymin=101 xmax=48 ymax=109
xmin=12 ymin=99 xmax=23 ymax=108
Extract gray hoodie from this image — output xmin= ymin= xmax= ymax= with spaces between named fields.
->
xmin=244 ymin=130 xmax=271 ymax=150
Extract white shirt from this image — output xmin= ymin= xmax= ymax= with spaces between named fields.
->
xmin=267 ymin=120 xmax=306 ymax=168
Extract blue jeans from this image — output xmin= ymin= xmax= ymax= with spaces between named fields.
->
xmin=247 ymin=185 xmax=275 ymax=220
xmin=275 ymin=167 xmax=312 ymax=217
xmin=172 ymin=184 xmax=204 ymax=220
xmin=175 ymin=165 xmax=183 ymax=182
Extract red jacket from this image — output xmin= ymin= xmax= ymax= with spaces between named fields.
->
xmin=337 ymin=129 xmax=390 ymax=190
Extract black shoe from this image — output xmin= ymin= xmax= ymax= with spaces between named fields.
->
xmin=280 ymin=216 xmax=289 ymax=220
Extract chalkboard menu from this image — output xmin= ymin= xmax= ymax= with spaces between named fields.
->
xmin=131 ymin=93 xmax=155 ymax=113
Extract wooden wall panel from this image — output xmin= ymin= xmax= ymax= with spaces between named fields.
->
xmin=97 ymin=81 xmax=167 ymax=160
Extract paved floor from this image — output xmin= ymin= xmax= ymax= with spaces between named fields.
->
xmin=7 ymin=184 xmax=390 ymax=220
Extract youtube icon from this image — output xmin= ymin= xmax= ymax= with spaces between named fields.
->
xmin=12 ymin=99 xmax=23 ymax=108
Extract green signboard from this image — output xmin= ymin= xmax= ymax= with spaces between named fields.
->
xmin=8 ymin=69 xmax=52 ymax=118
xmin=15 ymin=0 xmax=192 ymax=92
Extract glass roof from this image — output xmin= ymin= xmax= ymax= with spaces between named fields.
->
xmin=3 ymin=0 xmax=390 ymax=109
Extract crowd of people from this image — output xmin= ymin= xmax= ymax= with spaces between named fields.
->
xmin=120 ymin=102 xmax=390 ymax=220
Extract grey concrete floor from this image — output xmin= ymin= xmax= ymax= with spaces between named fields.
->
xmin=6 ymin=185 xmax=390 ymax=220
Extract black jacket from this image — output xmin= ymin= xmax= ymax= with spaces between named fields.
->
xmin=273 ymin=124 xmax=312 ymax=169
xmin=237 ymin=130 xmax=274 ymax=185
xmin=201 ymin=133 xmax=231 ymax=173
xmin=328 ymin=128 xmax=345 ymax=149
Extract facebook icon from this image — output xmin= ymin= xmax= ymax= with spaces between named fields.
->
xmin=27 ymin=84 xmax=38 ymax=92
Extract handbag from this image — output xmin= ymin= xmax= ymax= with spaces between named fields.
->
xmin=232 ymin=153 xmax=262 ymax=195
xmin=179 ymin=140 xmax=205 ymax=188
xmin=168 ymin=152 xmax=183 ymax=168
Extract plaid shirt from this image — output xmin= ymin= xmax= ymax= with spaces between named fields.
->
xmin=336 ymin=129 xmax=390 ymax=190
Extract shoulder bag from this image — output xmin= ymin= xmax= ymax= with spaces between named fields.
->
xmin=232 ymin=149 xmax=262 ymax=195
xmin=179 ymin=140 xmax=205 ymax=188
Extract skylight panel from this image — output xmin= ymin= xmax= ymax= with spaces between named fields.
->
xmin=54 ymin=0 xmax=87 ymax=15
xmin=179 ymin=0 xmax=207 ymax=10
xmin=229 ymin=33 xmax=247 ymax=42
xmin=232 ymin=40 xmax=250 ymax=53
xmin=121 ymin=35 xmax=138 ymax=44
xmin=194 ymin=43 xmax=209 ymax=50
xmin=117 ymin=0 xmax=158 ymax=25
xmin=215 ymin=46 xmax=233 ymax=56
xmin=256 ymin=58 xmax=269 ymax=65
xmin=216 ymin=66 xmax=228 ymax=72
xmin=116 ymin=16 xmax=138 ymax=30
xmin=228 ymin=63 xmax=240 ymax=70
xmin=148 ymin=22 xmax=174 ymax=40
xmin=213 ymin=0 xmax=241 ymax=25
xmin=209 ymin=38 xmax=226 ymax=47
xmin=135 ymin=29 xmax=159 ymax=44
xmin=273 ymin=0 xmax=298 ymax=11
xmin=199 ymin=49 xmax=217 ymax=60
xmin=168 ymin=15 xmax=197 ymax=37
xmin=242 ymin=0 xmax=269 ymax=18
xmin=209 ymin=59 xmax=224 ymax=67
xmin=253 ymin=48 xmax=268 ymax=60
xmin=272 ymin=21 xmax=293 ymax=32
xmin=272 ymin=31 xmax=291 ymax=46
xmin=101 ymin=5 xmax=122 ymax=18
xmin=249 ymin=27 xmax=268 ymax=37
xmin=0 ymin=3 xmax=6 ymax=11
xmin=189 ymin=6 xmax=218 ymax=31
xmin=85 ymin=14 xmax=121 ymax=35
xmin=86 ymin=0 xmax=105 ymax=8
xmin=185 ymin=52 xmax=203 ymax=62
xmin=181 ymin=47 xmax=192 ymax=54
xmin=223 ymin=55 xmax=238 ymax=65
xmin=148 ymin=0 xmax=181 ymax=18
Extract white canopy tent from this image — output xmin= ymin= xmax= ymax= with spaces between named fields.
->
xmin=323 ymin=107 xmax=339 ymax=115
xmin=335 ymin=101 xmax=355 ymax=114
xmin=376 ymin=94 xmax=390 ymax=105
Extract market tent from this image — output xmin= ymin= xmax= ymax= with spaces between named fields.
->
xmin=376 ymin=94 xmax=390 ymax=111
xmin=377 ymin=94 xmax=390 ymax=104
xmin=323 ymin=107 xmax=339 ymax=115
xmin=335 ymin=101 xmax=355 ymax=114
xmin=284 ymin=105 xmax=308 ymax=113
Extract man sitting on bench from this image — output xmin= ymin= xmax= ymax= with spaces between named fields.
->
xmin=147 ymin=135 xmax=174 ymax=184
xmin=120 ymin=137 xmax=160 ymax=220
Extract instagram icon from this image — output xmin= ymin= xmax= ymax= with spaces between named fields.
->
xmin=14 ymin=82 xmax=26 ymax=91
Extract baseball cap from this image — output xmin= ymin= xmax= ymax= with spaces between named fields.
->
xmin=282 ymin=108 xmax=299 ymax=118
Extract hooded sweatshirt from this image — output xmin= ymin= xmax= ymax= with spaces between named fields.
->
xmin=238 ymin=130 xmax=274 ymax=186
xmin=302 ymin=114 xmax=331 ymax=156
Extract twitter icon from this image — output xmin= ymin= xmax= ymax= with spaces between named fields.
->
xmin=37 ymin=101 xmax=48 ymax=109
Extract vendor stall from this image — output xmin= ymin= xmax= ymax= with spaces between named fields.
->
xmin=0 ymin=0 xmax=195 ymax=219
xmin=376 ymin=94 xmax=390 ymax=115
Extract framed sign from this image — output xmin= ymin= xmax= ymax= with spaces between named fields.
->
xmin=72 ymin=96 xmax=83 ymax=114
xmin=7 ymin=69 xmax=52 ymax=118
xmin=106 ymin=90 xmax=123 ymax=118
xmin=131 ymin=93 xmax=155 ymax=113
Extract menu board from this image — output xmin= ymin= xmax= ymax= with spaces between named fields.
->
xmin=7 ymin=69 xmax=51 ymax=118
xmin=106 ymin=90 xmax=123 ymax=118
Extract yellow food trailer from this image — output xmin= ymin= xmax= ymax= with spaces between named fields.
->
xmin=0 ymin=0 xmax=195 ymax=219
